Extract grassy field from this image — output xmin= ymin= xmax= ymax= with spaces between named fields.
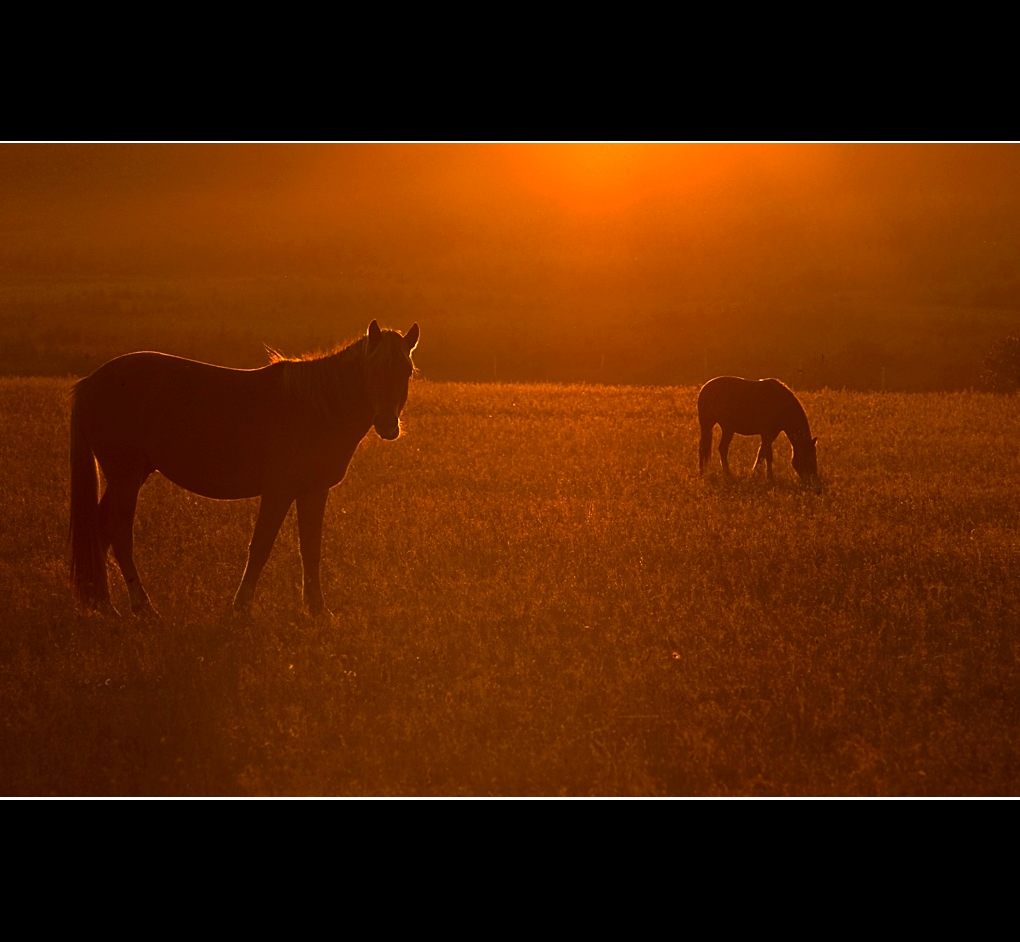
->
xmin=1 ymin=377 xmax=1018 ymax=795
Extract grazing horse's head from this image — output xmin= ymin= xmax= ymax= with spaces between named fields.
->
xmin=365 ymin=320 xmax=419 ymax=440
xmin=791 ymin=435 xmax=820 ymax=489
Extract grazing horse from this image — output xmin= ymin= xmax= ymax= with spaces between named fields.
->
xmin=698 ymin=376 xmax=819 ymax=487
xmin=70 ymin=320 xmax=419 ymax=616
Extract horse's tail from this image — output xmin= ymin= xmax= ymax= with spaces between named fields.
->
xmin=69 ymin=386 xmax=110 ymax=610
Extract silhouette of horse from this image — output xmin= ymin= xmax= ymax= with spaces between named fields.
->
xmin=70 ymin=320 xmax=419 ymax=616
xmin=698 ymin=376 xmax=819 ymax=487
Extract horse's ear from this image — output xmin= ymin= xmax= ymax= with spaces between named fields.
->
xmin=404 ymin=323 xmax=419 ymax=353
xmin=367 ymin=320 xmax=381 ymax=346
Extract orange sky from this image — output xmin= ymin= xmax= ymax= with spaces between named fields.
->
xmin=3 ymin=143 xmax=1020 ymax=313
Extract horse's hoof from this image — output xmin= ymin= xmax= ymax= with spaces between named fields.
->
xmin=131 ymin=600 xmax=160 ymax=620
xmin=83 ymin=601 xmax=121 ymax=618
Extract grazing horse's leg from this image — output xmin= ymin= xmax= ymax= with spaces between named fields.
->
xmin=97 ymin=490 xmax=113 ymax=560
xmin=104 ymin=472 xmax=155 ymax=616
xmin=699 ymin=423 xmax=714 ymax=474
xmin=753 ymin=436 xmax=776 ymax=481
xmin=718 ymin=428 xmax=734 ymax=476
xmin=296 ymin=487 xmax=329 ymax=616
xmin=232 ymin=492 xmax=293 ymax=613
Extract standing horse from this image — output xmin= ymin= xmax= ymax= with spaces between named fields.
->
xmin=70 ymin=320 xmax=419 ymax=616
xmin=697 ymin=376 xmax=819 ymax=487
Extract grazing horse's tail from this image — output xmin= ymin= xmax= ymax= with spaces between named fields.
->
xmin=69 ymin=389 xmax=110 ymax=610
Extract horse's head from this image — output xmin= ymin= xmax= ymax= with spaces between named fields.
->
xmin=792 ymin=435 xmax=820 ymax=489
xmin=365 ymin=320 xmax=419 ymax=440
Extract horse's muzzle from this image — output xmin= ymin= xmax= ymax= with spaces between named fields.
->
xmin=374 ymin=419 xmax=401 ymax=440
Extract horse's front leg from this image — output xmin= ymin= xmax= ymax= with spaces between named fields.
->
xmin=753 ymin=437 xmax=776 ymax=481
xmin=233 ymin=492 xmax=293 ymax=614
xmin=296 ymin=487 xmax=329 ymax=617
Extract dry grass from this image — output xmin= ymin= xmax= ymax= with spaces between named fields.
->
xmin=1 ymin=377 xmax=1018 ymax=795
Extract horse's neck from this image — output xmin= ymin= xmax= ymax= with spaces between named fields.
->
xmin=282 ymin=346 xmax=372 ymax=429
xmin=786 ymin=411 xmax=811 ymax=440
xmin=330 ymin=348 xmax=374 ymax=426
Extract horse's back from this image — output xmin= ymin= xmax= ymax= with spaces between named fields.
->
xmin=697 ymin=376 xmax=762 ymax=429
xmin=76 ymin=352 xmax=277 ymax=439
xmin=75 ymin=352 xmax=285 ymax=498
xmin=698 ymin=376 xmax=799 ymax=435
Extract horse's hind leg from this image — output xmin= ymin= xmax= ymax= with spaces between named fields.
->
xmin=699 ymin=424 xmax=714 ymax=474
xmin=103 ymin=472 xmax=155 ymax=616
xmin=297 ymin=487 xmax=329 ymax=616
xmin=233 ymin=492 xmax=293 ymax=614
xmin=719 ymin=429 xmax=734 ymax=476
xmin=97 ymin=489 xmax=115 ymax=561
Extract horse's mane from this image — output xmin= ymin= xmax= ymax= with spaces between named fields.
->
xmin=268 ymin=332 xmax=415 ymax=419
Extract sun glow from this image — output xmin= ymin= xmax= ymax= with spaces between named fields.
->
xmin=500 ymin=143 xmax=734 ymax=215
